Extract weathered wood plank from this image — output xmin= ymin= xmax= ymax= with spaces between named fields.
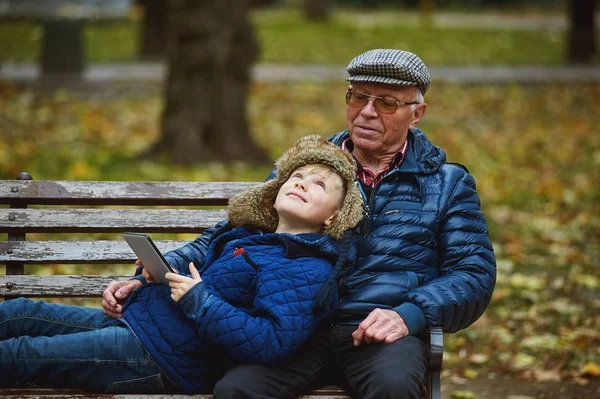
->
xmin=0 ymin=209 xmax=227 ymax=233
xmin=0 ymin=396 xmax=349 ymax=399
xmin=0 ymin=388 xmax=349 ymax=399
xmin=0 ymin=240 xmax=190 ymax=263
xmin=0 ymin=275 xmax=130 ymax=297
xmin=0 ymin=180 xmax=260 ymax=206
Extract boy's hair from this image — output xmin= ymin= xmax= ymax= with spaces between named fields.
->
xmin=228 ymin=135 xmax=364 ymax=239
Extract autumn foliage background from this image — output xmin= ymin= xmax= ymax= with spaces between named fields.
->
xmin=0 ymin=5 xmax=599 ymax=393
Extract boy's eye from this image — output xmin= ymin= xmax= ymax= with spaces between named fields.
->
xmin=316 ymin=181 xmax=326 ymax=189
xmin=291 ymin=172 xmax=303 ymax=179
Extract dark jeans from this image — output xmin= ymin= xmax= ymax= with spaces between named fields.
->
xmin=213 ymin=324 xmax=427 ymax=399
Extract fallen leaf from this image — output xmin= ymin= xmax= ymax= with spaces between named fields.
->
xmin=580 ymin=362 xmax=600 ymax=378
xmin=450 ymin=390 xmax=478 ymax=399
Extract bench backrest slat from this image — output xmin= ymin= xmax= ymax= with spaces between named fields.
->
xmin=0 ymin=240 xmax=189 ymax=263
xmin=0 ymin=275 xmax=129 ymax=297
xmin=0 ymin=180 xmax=259 ymax=206
xmin=0 ymin=209 xmax=227 ymax=233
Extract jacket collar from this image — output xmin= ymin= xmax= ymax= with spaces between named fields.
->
xmin=329 ymin=128 xmax=445 ymax=174
xmin=204 ymin=226 xmax=340 ymax=269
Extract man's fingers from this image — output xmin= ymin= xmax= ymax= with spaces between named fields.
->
xmin=115 ymin=280 xmax=137 ymax=299
xmin=354 ymin=308 xmax=408 ymax=346
xmin=102 ymin=281 xmax=120 ymax=306
xmin=353 ymin=312 xmax=378 ymax=346
xmin=102 ymin=298 xmax=122 ymax=318
xmin=384 ymin=332 xmax=404 ymax=343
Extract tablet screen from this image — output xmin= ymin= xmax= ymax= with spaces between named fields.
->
xmin=123 ymin=232 xmax=174 ymax=285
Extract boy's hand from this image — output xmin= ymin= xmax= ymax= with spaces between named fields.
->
xmin=167 ymin=262 xmax=202 ymax=302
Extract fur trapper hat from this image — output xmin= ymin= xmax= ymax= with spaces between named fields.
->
xmin=228 ymin=135 xmax=364 ymax=239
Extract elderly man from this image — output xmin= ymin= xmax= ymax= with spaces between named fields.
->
xmin=211 ymin=49 xmax=497 ymax=398
xmin=103 ymin=48 xmax=496 ymax=399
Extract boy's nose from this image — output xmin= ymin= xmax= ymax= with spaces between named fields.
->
xmin=294 ymin=182 xmax=306 ymax=190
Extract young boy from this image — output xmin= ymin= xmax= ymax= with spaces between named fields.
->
xmin=0 ymin=135 xmax=364 ymax=394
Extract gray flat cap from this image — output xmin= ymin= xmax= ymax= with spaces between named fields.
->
xmin=347 ymin=49 xmax=431 ymax=93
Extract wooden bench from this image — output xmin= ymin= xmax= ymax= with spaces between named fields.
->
xmin=0 ymin=173 xmax=443 ymax=399
xmin=0 ymin=0 xmax=133 ymax=77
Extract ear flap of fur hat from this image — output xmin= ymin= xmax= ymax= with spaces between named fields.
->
xmin=227 ymin=135 xmax=364 ymax=239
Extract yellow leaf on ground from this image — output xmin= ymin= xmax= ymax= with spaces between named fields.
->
xmin=450 ymin=390 xmax=478 ymax=399
xmin=581 ymin=362 xmax=600 ymax=378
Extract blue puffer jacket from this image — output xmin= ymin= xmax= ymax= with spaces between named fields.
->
xmin=123 ymin=226 xmax=339 ymax=394
xmin=329 ymin=129 xmax=496 ymax=335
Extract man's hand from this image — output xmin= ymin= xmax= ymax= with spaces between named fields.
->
xmin=352 ymin=308 xmax=409 ymax=346
xmin=167 ymin=262 xmax=202 ymax=302
xmin=102 ymin=279 xmax=142 ymax=318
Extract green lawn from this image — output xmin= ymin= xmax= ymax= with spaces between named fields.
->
xmin=0 ymin=8 xmax=596 ymax=65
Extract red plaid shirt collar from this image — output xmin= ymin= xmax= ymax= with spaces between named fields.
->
xmin=342 ymin=138 xmax=408 ymax=188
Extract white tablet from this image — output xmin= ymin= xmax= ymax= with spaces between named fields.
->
xmin=123 ymin=232 xmax=175 ymax=285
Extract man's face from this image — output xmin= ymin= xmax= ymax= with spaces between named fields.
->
xmin=274 ymin=164 xmax=344 ymax=233
xmin=346 ymin=82 xmax=426 ymax=157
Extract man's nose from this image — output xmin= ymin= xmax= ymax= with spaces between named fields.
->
xmin=361 ymin=98 xmax=379 ymax=116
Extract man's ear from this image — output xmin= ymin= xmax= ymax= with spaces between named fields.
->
xmin=409 ymin=103 xmax=427 ymax=129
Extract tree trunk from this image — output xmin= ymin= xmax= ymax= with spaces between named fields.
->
xmin=567 ymin=0 xmax=597 ymax=64
xmin=41 ymin=20 xmax=85 ymax=77
xmin=303 ymin=0 xmax=332 ymax=21
xmin=154 ymin=0 xmax=269 ymax=165
xmin=138 ymin=0 xmax=167 ymax=60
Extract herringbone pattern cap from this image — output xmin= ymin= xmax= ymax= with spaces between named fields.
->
xmin=346 ymin=49 xmax=431 ymax=93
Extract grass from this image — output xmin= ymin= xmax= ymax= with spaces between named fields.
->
xmin=0 ymin=8 xmax=597 ymax=65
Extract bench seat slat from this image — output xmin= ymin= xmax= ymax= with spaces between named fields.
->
xmin=0 ymin=391 xmax=348 ymax=399
xmin=0 ymin=180 xmax=259 ymax=206
xmin=0 ymin=209 xmax=227 ymax=233
xmin=0 ymin=240 xmax=190 ymax=263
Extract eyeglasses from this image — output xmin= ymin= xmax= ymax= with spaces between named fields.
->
xmin=345 ymin=90 xmax=420 ymax=114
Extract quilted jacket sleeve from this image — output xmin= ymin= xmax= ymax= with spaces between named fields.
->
xmin=162 ymin=220 xmax=229 ymax=275
xmin=400 ymin=170 xmax=496 ymax=333
xmin=177 ymin=257 xmax=332 ymax=365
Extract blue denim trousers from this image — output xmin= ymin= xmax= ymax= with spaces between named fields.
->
xmin=0 ymin=297 xmax=175 ymax=393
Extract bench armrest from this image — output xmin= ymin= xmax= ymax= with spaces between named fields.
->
xmin=428 ymin=326 xmax=444 ymax=372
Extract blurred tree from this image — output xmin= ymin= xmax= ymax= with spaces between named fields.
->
xmin=304 ymin=0 xmax=333 ymax=21
xmin=151 ymin=0 xmax=270 ymax=165
xmin=135 ymin=0 xmax=276 ymax=60
xmin=137 ymin=0 xmax=167 ymax=60
xmin=419 ymin=0 xmax=435 ymax=25
xmin=567 ymin=0 xmax=597 ymax=64
xmin=41 ymin=20 xmax=85 ymax=76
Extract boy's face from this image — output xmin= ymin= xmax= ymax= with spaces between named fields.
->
xmin=274 ymin=164 xmax=345 ymax=234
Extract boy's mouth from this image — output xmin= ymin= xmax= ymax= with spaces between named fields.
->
xmin=287 ymin=191 xmax=307 ymax=202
